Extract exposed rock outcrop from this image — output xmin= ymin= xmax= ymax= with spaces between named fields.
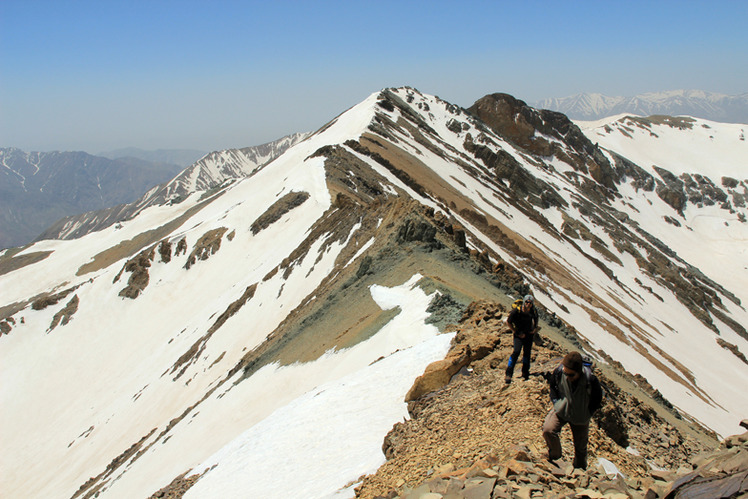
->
xmin=250 ymin=191 xmax=310 ymax=235
xmin=115 ymin=245 xmax=156 ymax=299
xmin=405 ymin=301 xmax=504 ymax=404
xmin=664 ymin=420 xmax=748 ymax=498
xmin=49 ymin=294 xmax=79 ymax=331
xmin=467 ymin=93 xmax=617 ymax=190
xmin=31 ymin=285 xmax=79 ymax=310
xmin=184 ymin=227 xmax=229 ymax=270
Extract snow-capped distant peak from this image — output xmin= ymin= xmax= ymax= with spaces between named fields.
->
xmin=535 ymin=90 xmax=748 ymax=124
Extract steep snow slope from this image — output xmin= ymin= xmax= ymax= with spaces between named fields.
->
xmin=577 ymin=115 xmax=748 ymax=305
xmin=577 ymin=114 xmax=746 ymax=177
xmin=35 ymin=132 xmax=310 ymax=242
xmin=183 ymin=279 xmax=453 ymax=499
xmin=2 ymin=88 xmax=747 ymax=499
xmin=161 ymin=132 xmax=311 ymax=200
xmin=0 ymin=97 xmax=374 ymax=499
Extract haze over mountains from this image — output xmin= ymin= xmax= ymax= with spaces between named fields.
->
xmin=1 ymin=87 xmax=746 ymax=498
xmin=97 ymin=148 xmax=209 ymax=168
xmin=0 ymin=134 xmax=308 ymax=250
xmin=535 ymin=89 xmax=748 ymax=123
xmin=3 ymin=88 xmax=743 ymax=253
xmin=0 ymin=149 xmax=183 ymax=250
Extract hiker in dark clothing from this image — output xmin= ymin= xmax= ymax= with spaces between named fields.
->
xmin=505 ymin=294 xmax=539 ymax=383
xmin=543 ymin=351 xmax=603 ymax=469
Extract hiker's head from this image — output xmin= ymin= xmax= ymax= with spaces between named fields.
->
xmin=523 ymin=294 xmax=534 ymax=311
xmin=562 ymin=351 xmax=583 ymax=381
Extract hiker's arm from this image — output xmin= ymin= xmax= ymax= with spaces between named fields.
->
xmin=548 ymin=367 xmax=561 ymax=403
xmin=506 ymin=310 xmax=517 ymax=334
xmin=589 ymin=376 xmax=603 ymax=413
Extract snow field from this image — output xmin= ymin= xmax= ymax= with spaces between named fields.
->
xmin=1 ymin=132 xmax=337 ymax=497
xmin=577 ymin=115 xmax=747 ymax=177
xmin=182 ymin=275 xmax=452 ymax=499
xmin=612 ymin=180 xmax=748 ymax=306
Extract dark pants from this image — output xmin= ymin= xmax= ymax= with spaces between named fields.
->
xmin=542 ymin=409 xmax=589 ymax=469
xmin=506 ymin=334 xmax=533 ymax=380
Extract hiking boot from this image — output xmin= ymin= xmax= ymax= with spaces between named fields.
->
xmin=505 ymin=376 xmax=512 ymax=384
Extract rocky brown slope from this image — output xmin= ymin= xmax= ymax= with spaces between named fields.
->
xmin=354 ymin=301 xmax=747 ymax=499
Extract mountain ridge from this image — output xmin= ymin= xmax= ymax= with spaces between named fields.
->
xmin=353 ymin=302 xmax=725 ymax=499
xmin=1 ymin=86 xmax=746 ymax=498
xmin=33 ymin=132 xmax=310 ymax=242
xmin=97 ymin=148 xmax=208 ymax=168
xmin=535 ymin=89 xmax=748 ymax=124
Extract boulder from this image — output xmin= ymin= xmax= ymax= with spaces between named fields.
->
xmin=404 ymin=314 xmax=503 ymax=402
xmin=404 ymin=347 xmax=471 ymax=402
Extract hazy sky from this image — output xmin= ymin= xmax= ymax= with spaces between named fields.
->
xmin=2 ymin=0 xmax=746 ymax=154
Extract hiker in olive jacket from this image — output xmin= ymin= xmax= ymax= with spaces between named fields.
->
xmin=505 ymin=294 xmax=539 ymax=383
xmin=543 ymin=351 xmax=603 ymax=470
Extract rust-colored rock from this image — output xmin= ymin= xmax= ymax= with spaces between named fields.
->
xmin=405 ymin=301 xmax=504 ymax=403
xmin=404 ymin=347 xmax=471 ymax=402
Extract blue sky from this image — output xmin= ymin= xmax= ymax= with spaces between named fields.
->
xmin=1 ymin=0 xmax=746 ymax=153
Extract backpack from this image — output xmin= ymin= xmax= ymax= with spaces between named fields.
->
xmin=580 ymin=355 xmax=606 ymax=405
xmin=510 ymin=298 xmax=538 ymax=324
xmin=511 ymin=298 xmax=538 ymax=315
xmin=582 ymin=355 xmax=594 ymax=372
xmin=581 ymin=356 xmax=594 ymax=395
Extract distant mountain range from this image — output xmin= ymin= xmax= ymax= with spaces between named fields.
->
xmin=0 ymin=149 xmax=183 ymax=249
xmin=36 ymin=132 xmax=310 ymax=242
xmin=535 ymin=90 xmax=748 ymax=123
xmin=97 ymin=148 xmax=208 ymax=168
xmin=0 ymin=136 xmax=308 ymax=250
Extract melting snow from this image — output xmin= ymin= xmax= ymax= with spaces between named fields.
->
xmin=183 ymin=275 xmax=451 ymax=499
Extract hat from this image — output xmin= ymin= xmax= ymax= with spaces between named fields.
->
xmin=523 ymin=294 xmax=534 ymax=303
xmin=562 ymin=351 xmax=583 ymax=373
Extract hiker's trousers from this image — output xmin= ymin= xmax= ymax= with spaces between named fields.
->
xmin=542 ymin=409 xmax=589 ymax=469
xmin=506 ymin=334 xmax=533 ymax=379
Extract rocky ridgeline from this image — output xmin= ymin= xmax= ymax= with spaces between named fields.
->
xmin=355 ymin=301 xmax=747 ymax=499
xmin=358 ymin=426 xmax=748 ymax=499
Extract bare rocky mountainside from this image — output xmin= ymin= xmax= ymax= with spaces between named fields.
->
xmin=0 ymin=148 xmax=183 ymax=249
xmin=1 ymin=88 xmax=746 ymax=498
